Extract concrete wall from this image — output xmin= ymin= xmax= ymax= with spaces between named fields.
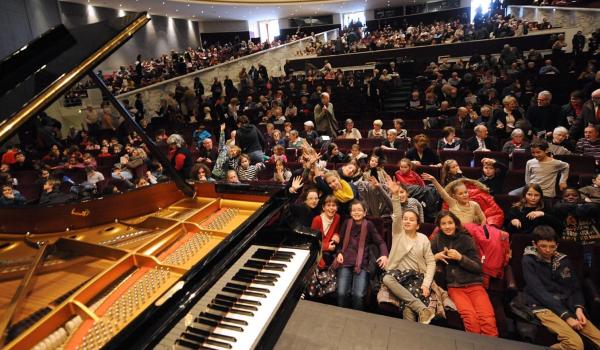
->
xmin=199 ymin=20 xmax=249 ymax=33
xmin=0 ymin=0 xmax=61 ymax=58
xmin=59 ymin=1 xmax=202 ymax=72
xmin=117 ymin=29 xmax=338 ymax=113
xmin=508 ymin=5 xmax=600 ymax=35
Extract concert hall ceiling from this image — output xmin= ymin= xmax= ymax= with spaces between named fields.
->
xmin=66 ymin=0 xmax=427 ymax=21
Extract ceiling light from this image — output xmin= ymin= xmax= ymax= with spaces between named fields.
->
xmin=119 ymin=3 xmax=122 ymax=6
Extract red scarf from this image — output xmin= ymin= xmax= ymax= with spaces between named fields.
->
xmin=311 ymin=214 xmax=341 ymax=269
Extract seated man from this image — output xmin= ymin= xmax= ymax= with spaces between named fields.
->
xmin=522 ymin=225 xmax=600 ymax=350
xmin=464 ymin=124 xmax=498 ymax=152
xmin=197 ymin=137 xmax=218 ymax=166
xmin=576 ymin=125 xmax=600 ymax=161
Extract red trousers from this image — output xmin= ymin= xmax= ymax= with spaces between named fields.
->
xmin=448 ymin=284 xmax=499 ymax=337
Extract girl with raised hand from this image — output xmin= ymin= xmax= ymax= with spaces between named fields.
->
xmin=421 ymin=173 xmax=486 ymax=225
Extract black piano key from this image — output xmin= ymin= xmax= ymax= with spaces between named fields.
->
xmin=181 ymin=332 xmax=233 ymax=349
xmin=234 ymin=272 xmax=277 ymax=283
xmin=215 ymin=293 xmax=261 ymax=306
xmin=208 ymin=303 xmax=254 ymax=317
xmin=232 ymin=275 xmax=275 ymax=286
xmin=250 ymin=251 xmax=293 ymax=261
xmin=254 ymin=248 xmax=295 ymax=257
xmin=212 ymin=297 xmax=259 ymax=311
xmin=200 ymin=311 xmax=249 ymax=326
xmin=244 ymin=260 xmax=286 ymax=271
xmin=238 ymin=268 xmax=279 ymax=278
xmin=226 ymin=282 xmax=270 ymax=293
xmin=187 ymin=325 xmax=237 ymax=342
xmin=222 ymin=286 xmax=267 ymax=298
xmin=195 ymin=317 xmax=244 ymax=332
xmin=174 ymin=338 xmax=214 ymax=349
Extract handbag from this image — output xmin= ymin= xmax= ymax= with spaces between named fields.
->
xmin=306 ymin=265 xmax=337 ymax=298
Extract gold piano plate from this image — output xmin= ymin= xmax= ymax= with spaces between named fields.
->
xmin=0 ymin=193 xmax=270 ymax=350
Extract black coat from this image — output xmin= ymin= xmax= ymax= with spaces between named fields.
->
xmin=236 ymin=124 xmax=265 ymax=154
xmin=463 ymin=136 xmax=499 ymax=152
xmin=430 ymin=232 xmax=483 ymax=287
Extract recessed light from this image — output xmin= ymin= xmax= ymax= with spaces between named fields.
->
xmin=119 ymin=3 xmax=122 ymax=6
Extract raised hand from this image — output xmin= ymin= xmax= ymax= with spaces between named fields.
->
xmin=387 ymin=179 xmax=400 ymax=196
xmin=421 ymin=173 xmax=436 ymax=182
xmin=291 ymin=176 xmax=304 ymax=192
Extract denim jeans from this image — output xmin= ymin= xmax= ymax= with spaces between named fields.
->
xmin=247 ymin=150 xmax=265 ymax=163
xmin=337 ymin=267 xmax=369 ymax=311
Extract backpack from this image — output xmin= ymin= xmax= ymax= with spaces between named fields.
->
xmin=463 ymin=223 xmax=511 ymax=288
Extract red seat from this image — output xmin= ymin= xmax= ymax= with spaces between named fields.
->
xmin=460 ymin=167 xmax=481 ymax=180
xmin=381 ymin=149 xmax=405 ymax=164
xmin=473 ymin=151 xmax=510 ymax=168
xmin=333 ymin=138 xmax=358 ymax=152
xmin=414 ymin=165 xmax=441 ymax=179
xmin=511 ymin=151 xmax=531 ymax=170
xmin=503 ymin=170 xmax=525 ymax=193
xmin=439 ymin=150 xmax=473 ymax=167
xmin=285 ymin=148 xmax=298 ymax=162
xmin=555 ymin=154 xmax=597 ymax=174
xmin=359 ymin=138 xmax=383 ymax=151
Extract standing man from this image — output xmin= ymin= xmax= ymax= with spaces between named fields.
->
xmin=314 ymin=92 xmax=338 ymax=138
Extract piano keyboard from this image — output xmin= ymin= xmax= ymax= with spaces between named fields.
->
xmin=156 ymin=245 xmax=310 ymax=350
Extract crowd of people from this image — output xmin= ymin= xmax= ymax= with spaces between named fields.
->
xmin=305 ymin=13 xmax=553 ymax=56
xmin=100 ymin=32 xmax=310 ymax=95
xmin=2 ymin=17 xmax=600 ymax=349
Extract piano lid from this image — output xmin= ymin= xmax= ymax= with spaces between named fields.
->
xmin=0 ymin=12 xmax=150 ymax=144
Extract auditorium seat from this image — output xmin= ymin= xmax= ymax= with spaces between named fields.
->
xmin=503 ymin=170 xmax=525 ymax=193
xmin=415 ymin=165 xmax=441 ymax=179
xmin=511 ymin=152 xmax=531 ymax=170
xmin=359 ymin=138 xmax=383 ymax=151
xmin=381 ymin=149 xmax=405 ymax=164
xmin=555 ymin=154 xmax=597 ymax=175
xmin=285 ymin=148 xmax=298 ymax=162
xmin=494 ymin=194 xmax=520 ymax=213
xmin=334 ymin=138 xmax=358 ymax=152
xmin=460 ymin=167 xmax=481 ymax=180
xmin=473 ymin=151 xmax=510 ymax=167
xmin=439 ymin=150 xmax=473 ymax=167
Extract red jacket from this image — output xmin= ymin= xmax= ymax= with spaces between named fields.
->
xmin=311 ymin=214 xmax=341 ymax=269
xmin=442 ymin=178 xmax=504 ymax=227
xmin=395 ymin=170 xmax=425 ymax=187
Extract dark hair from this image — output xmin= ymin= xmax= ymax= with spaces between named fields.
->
xmin=514 ymin=183 xmax=544 ymax=210
xmin=530 ymin=139 xmax=549 ymax=151
xmin=403 ymin=209 xmax=421 ymax=224
xmin=349 ymin=199 xmax=366 ymax=212
xmin=238 ymin=115 xmax=249 ymax=125
xmin=442 ymin=126 xmax=456 ymax=138
xmin=302 ymin=187 xmax=320 ymax=201
xmin=322 ymin=195 xmax=338 ymax=208
xmin=434 ymin=210 xmax=464 ymax=235
xmin=532 ymin=225 xmax=557 ymax=243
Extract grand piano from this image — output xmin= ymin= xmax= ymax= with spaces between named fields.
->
xmin=0 ymin=13 xmax=319 ymax=350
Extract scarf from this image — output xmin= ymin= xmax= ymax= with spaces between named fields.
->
xmin=340 ymin=219 xmax=368 ymax=273
xmin=333 ymin=179 xmax=354 ymax=203
xmin=315 ymin=214 xmax=341 ymax=269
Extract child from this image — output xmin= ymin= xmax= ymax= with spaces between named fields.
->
xmin=478 ymin=158 xmax=507 ymax=195
xmin=431 ymin=211 xmax=498 ymax=336
xmin=395 ymin=182 xmax=424 ymax=223
xmin=226 ymin=145 xmax=242 ymax=171
xmin=311 ymin=195 xmax=341 ymax=269
xmin=509 ymin=140 xmax=569 ymax=198
xmin=226 ymin=170 xmax=240 ymax=184
xmin=273 ymin=159 xmax=292 ymax=183
xmin=381 ymin=180 xmax=435 ymax=323
xmin=505 ymin=184 xmax=562 ymax=235
xmin=97 ymin=146 xmax=112 ymax=158
xmin=362 ymin=155 xmax=388 ymax=184
xmin=440 ymin=159 xmax=463 ymax=186
xmin=326 ymin=143 xmax=349 ymax=163
xmin=349 ymin=144 xmax=367 ymax=168
xmin=316 ymin=170 xmax=358 ymax=215
xmin=395 ymin=158 xmax=425 ymax=187
xmin=268 ymin=144 xmax=288 ymax=164
xmin=422 ymin=173 xmax=486 ymax=224
xmin=553 ymin=188 xmax=600 ymax=245
xmin=335 ymin=200 xmax=389 ymax=310
xmin=522 ymin=225 xmax=600 ymax=349
xmin=579 ymin=173 xmax=600 ymax=205
xmin=236 ymin=154 xmax=265 ymax=181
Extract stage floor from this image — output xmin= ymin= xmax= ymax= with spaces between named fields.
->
xmin=275 ymin=300 xmax=545 ymax=350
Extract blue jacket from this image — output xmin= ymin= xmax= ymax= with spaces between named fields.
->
xmin=522 ymin=246 xmax=585 ymax=319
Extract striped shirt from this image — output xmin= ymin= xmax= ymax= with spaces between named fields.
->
xmin=236 ymin=162 xmax=265 ymax=181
